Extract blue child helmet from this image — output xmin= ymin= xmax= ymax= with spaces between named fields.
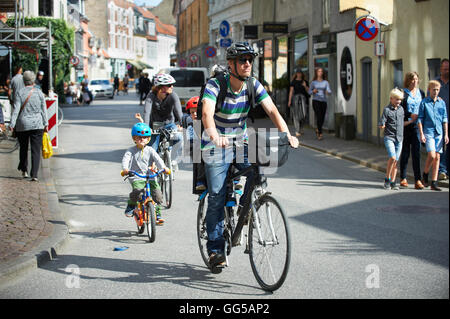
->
xmin=131 ymin=123 xmax=151 ymax=137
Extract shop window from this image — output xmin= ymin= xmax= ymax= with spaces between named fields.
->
xmin=392 ymin=60 xmax=403 ymax=88
xmin=294 ymin=32 xmax=309 ymax=78
xmin=276 ymin=37 xmax=288 ymax=80
xmin=39 ymin=0 xmax=53 ymax=17
xmin=263 ymin=39 xmax=273 ymax=93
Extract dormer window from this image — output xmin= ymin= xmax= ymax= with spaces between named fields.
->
xmin=148 ymin=21 xmax=156 ymax=36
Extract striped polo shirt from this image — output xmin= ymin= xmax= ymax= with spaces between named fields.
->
xmin=201 ymin=74 xmax=270 ymax=149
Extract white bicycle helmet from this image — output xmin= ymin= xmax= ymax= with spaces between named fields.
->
xmin=154 ymin=73 xmax=176 ymax=87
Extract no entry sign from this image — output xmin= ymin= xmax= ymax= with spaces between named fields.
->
xmin=355 ymin=18 xmax=379 ymax=41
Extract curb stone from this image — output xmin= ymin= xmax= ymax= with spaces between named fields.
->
xmin=0 ymin=157 xmax=70 ymax=287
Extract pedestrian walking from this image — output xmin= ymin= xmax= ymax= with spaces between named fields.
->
xmin=9 ymin=71 xmax=48 ymax=181
xmin=309 ymin=67 xmax=332 ymax=140
xmin=436 ymin=59 xmax=449 ymax=181
xmin=123 ymin=74 xmax=129 ymax=95
xmin=399 ymin=72 xmax=426 ymax=190
xmin=35 ymin=71 xmax=44 ymax=91
xmin=10 ymin=66 xmax=24 ymax=106
xmin=114 ymin=74 xmax=120 ymax=96
xmin=288 ymin=69 xmax=309 ymax=137
xmin=139 ymin=73 xmax=151 ymax=105
xmin=418 ymin=80 xmax=449 ymax=191
xmin=379 ymin=88 xmax=405 ymax=190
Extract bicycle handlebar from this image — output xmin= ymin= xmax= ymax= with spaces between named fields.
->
xmin=121 ymin=169 xmax=169 ymax=179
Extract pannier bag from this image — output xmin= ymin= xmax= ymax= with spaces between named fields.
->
xmin=248 ymin=130 xmax=290 ymax=167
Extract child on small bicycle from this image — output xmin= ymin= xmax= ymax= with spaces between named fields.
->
xmin=122 ymin=123 xmax=169 ymax=225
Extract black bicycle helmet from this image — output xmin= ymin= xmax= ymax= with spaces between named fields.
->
xmin=226 ymin=42 xmax=258 ymax=60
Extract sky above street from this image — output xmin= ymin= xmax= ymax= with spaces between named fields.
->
xmin=134 ymin=0 xmax=163 ymax=7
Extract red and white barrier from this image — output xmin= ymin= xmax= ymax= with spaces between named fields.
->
xmin=45 ymin=97 xmax=58 ymax=149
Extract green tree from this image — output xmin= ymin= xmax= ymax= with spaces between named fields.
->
xmin=7 ymin=17 xmax=75 ymax=103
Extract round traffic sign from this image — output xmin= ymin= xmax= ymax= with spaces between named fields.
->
xmin=355 ymin=18 xmax=379 ymax=41
xmin=179 ymin=59 xmax=187 ymax=67
xmin=205 ymin=46 xmax=217 ymax=58
xmin=70 ymin=56 xmax=80 ymax=66
xmin=190 ymin=53 xmax=199 ymax=63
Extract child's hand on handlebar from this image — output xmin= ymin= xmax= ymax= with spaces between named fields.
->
xmin=149 ymin=162 xmax=157 ymax=173
xmin=121 ymin=170 xmax=129 ymax=177
xmin=164 ymin=167 xmax=171 ymax=175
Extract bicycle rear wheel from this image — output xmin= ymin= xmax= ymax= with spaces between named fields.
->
xmin=248 ymin=194 xmax=291 ymax=292
xmin=145 ymin=203 xmax=156 ymax=243
xmin=197 ymin=196 xmax=210 ymax=267
xmin=162 ymin=150 xmax=173 ymax=208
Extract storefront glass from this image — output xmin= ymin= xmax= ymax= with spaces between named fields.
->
xmin=276 ymin=36 xmax=288 ymax=80
xmin=294 ymin=32 xmax=308 ymax=76
xmin=263 ymin=39 xmax=273 ymax=93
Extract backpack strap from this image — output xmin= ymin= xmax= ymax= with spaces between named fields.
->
xmin=246 ymin=77 xmax=256 ymax=109
xmin=215 ymin=73 xmax=228 ymax=113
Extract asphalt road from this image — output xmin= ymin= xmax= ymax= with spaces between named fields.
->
xmin=0 ymin=95 xmax=448 ymax=299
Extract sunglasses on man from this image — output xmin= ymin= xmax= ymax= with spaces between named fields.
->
xmin=237 ymin=57 xmax=254 ymax=64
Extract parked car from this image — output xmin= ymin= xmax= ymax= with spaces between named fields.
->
xmin=157 ymin=67 xmax=208 ymax=111
xmin=89 ymin=79 xmax=114 ymax=99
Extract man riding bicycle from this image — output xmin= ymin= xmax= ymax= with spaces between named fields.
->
xmin=201 ymin=42 xmax=299 ymax=271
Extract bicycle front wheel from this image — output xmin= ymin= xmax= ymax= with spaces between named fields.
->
xmin=162 ymin=150 xmax=173 ymax=208
xmin=145 ymin=204 xmax=156 ymax=243
xmin=197 ymin=196 xmax=210 ymax=267
xmin=248 ymin=194 xmax=291 ymax=292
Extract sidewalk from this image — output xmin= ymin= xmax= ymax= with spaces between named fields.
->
xmin=0 ymin=144 xmax=69 ymax=286
xmin=0 ymin=117 xmax=447 ymax=285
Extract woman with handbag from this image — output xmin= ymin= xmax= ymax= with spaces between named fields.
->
xmin=10 ymin=71 xmax=48 ymax=181
xmin=288 ymin=69 xmax=310 ymax=137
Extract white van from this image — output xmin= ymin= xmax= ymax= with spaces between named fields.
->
xmin=158 ymin=67 xmax=208 ymax=111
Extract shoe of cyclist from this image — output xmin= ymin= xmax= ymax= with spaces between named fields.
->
xmin=208 ymin=252 xmax=226 ymax=268
xmin=124 ymin=204 xmax=136 ymax=217
xmin=156 ymin=206 xmax=165 ymax=225
xmin=195 ymin=182 xmax=206 ymax=191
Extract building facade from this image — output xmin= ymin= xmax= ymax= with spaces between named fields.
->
xmin=173 ymin=0 xmax=209 ymax=68
xmin=207 ymin=0 xmax=252 ymax=68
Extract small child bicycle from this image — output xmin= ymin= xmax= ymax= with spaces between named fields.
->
xmin=121 ymin=168 xmax=170 ymax=242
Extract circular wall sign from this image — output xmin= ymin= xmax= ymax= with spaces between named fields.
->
xmin=355 ymin=18 xmax=379 ymax=41
xmin=70 ymin=56 xmax=80 ymax=66
xmin=340 ymin=47 xmax=353 ymax=101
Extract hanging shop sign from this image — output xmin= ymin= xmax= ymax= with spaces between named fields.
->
xmin=263 ymin=23 xmax=288 ymax=34
xmin=339 ymin=46 xmax=353 ymax=101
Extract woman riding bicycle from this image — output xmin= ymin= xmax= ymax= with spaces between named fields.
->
xmin=135 ymin=73 xmax=183 ymax=164
xmin=201 ymin=42 xmax=299 ymax=270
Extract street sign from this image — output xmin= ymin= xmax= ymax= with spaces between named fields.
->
xmin=219 ymin=20 xmax=231 ymax=38
xmin=205 ymin=46 xmax=217 ymax=58
xmin=220 ymin=38 xmax=233 ymax=48
xmin=70 ymin=56 xmax=80 ymax=66
xmin=263 ymin=23 xmax=288 ymax=33
xmin=179 ymin=59 xmax=187 ymax=67
xmin=340 ymin=47 xmax=353 ymax=101
xmin=189 ymin=53 xmax=199 ymax=63
xmin=375 ymin=41 xmax=385 ymax=56
xmin=355 ymin=17 xmax=379 ymax=41
xmin=244 ymin=25 xmax=258 ymax=39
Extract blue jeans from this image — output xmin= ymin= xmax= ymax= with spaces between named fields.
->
xmin=149 ymin=123 xmax=182 ymax=160
xmin=203 ymin=144 xmax=254 ymax=255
